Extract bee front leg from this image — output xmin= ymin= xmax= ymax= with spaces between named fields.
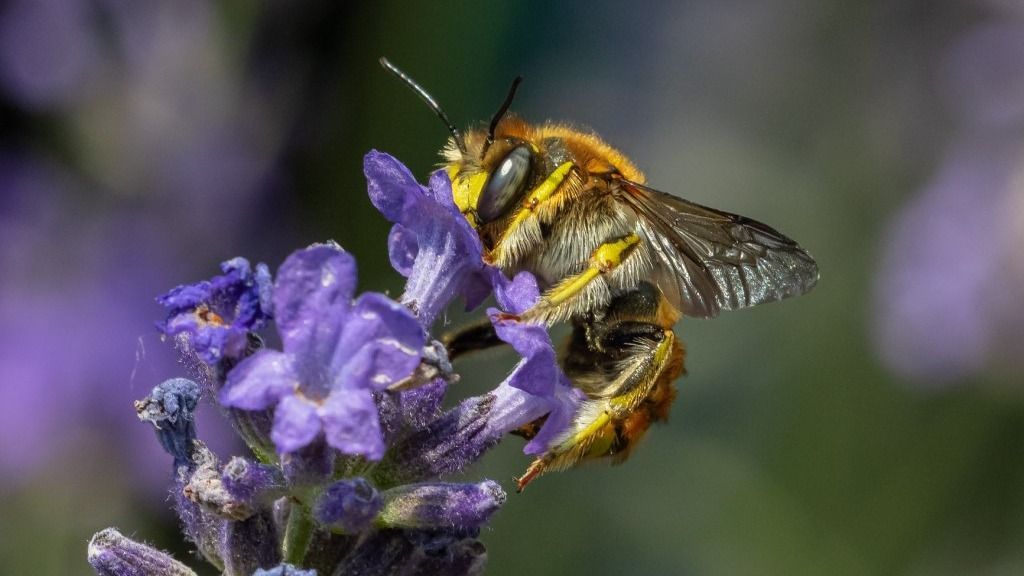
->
xmin=522 ymin=233 xmax=643 ymax=325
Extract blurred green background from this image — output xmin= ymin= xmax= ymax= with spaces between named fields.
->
xmin=2 ymin=1 xmax=1023 ymax=574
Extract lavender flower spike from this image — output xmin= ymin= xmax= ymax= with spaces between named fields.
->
xmin=94 ymin=150 xmax=601 ymax=575
xmin=88 ymin=528 xmax=197 ymax=576
xmin=221 ymin=243 xmax=424 ymax=459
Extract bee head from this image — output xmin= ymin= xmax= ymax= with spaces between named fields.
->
xmin=381 ymin=57 xmax=538 ymax=229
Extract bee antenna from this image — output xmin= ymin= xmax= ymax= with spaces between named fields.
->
xmin=380 ymin=57 xmax=466 ymax=154
xmin=481 ymin=75 xmax=523 ymax=158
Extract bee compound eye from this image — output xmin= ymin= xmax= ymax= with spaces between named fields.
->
xmin=478 ymin=145 xmax=532 ymax=223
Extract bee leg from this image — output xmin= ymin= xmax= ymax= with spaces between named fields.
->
xmin=489 ymin=161 xmax=578 ymax=267
xmin=515 ymin=324 xmax=684 ymax=492
xmin=597 ymin=321 xmax=668 ymax=354
xmin=522 ymin=233 xmax=642 ymax=324
xmin=509 ymin=414 xmax=547 ymax=440
xmin=440 ymin=318 xmax=505 ymax=361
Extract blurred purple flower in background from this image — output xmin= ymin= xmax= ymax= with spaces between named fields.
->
xmin=0 ymin=0 xmax=291 ymax=486
xmin=90 ymin=154 xmax=578 ymax=575
xmin=0 ymin=0 xmax=98 ymax=109
xmin=873 ymin=13 xmax=1024 ymax=385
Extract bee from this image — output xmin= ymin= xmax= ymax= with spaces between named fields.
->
xmin=381 ymin=58 xmax=819 ymax=491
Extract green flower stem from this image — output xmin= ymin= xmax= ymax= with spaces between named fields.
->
xmin=282 ymin=499 xmax=314 ymax=565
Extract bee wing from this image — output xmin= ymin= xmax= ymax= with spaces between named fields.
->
xmin=614 ymin=179 xmax=819 ymax=318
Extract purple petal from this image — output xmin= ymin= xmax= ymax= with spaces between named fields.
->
xmin=156 ymin=256 xmax=272 ymax=365
xmin=230 ymin=259 xmax=274 ymax=328
xmin=364 ymin=150 xmax=424 ymax=222
xmin=483 ymin=381 xmax=561 ymax=439
xmin=335 ymin=292 xmax=424 ymax=391
xmin=365 ymin=152 xmax=487 ymax=327
xmin=320 ymin=389 xmax=385 ymax=460
xmin=157 ymin=281 xmax=215 ymax=311
xmin=400 ymin=221 xmax=480 ymax=327
xmin=460 ymin=271 xmax=495 ymax=312
xmin=491 ymin=270 xmax=541 ymax=314
xmin=488 ymin=309 xmax=558 ymax=397
xmin=220 ymin=350 xmax=297 ymax=411
xmin=387 ymin=224 xmax=418 ymax=277
xmin=255 ymin=263 xmax=274 ymax=317
xmin=271 ymin=395 xmax=321 ymax=453
xmin=218 ymin=257 xmax=253 ymax=285
xmin=273 ymin=244 xmax=356 ymax=365
xmin=524 ymin=376 xmax=586 ymax=456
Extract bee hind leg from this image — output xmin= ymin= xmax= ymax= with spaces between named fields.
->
xmin=515 ymin=322 xmax=684 ymax=492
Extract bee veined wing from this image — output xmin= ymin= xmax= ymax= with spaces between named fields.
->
xmin=614 ymin=179 xmax=819 ymax=319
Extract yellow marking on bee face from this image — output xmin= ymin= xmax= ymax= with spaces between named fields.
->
xmin=450 ymin=168 xmax=488 ymax=228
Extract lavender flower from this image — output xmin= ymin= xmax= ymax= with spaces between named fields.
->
xmin=0 ymin=0 xmax=293 ymax=491
xmin=220 ymin=243 xmax=424 ymax=458
xmin=366 ymin=150 xmax=519 ymax=325
xmin=92 ymin=153 xmax=583 ymax=575
xmin=158 ymin=258 xmax=273 ymax=367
